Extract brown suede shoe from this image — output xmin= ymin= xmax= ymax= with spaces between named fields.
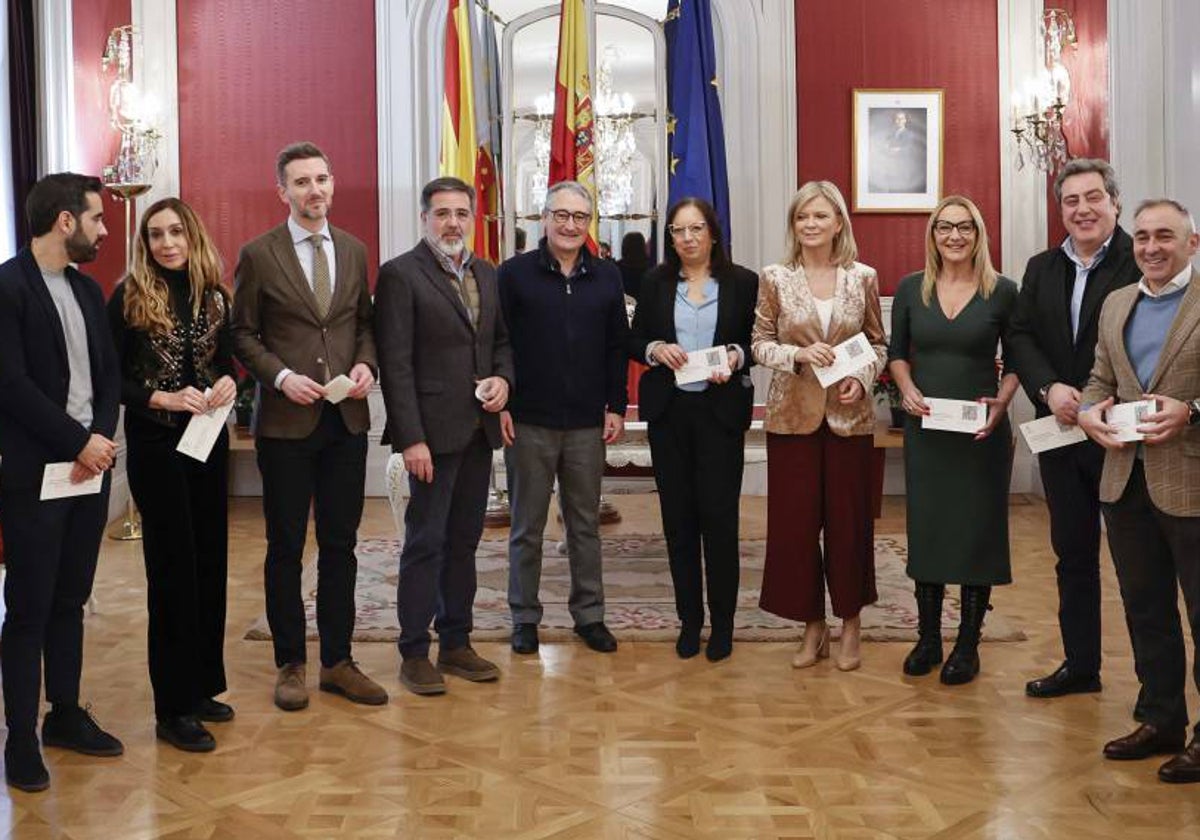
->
xmin=274 ymin=663 xmax=308 ymax=711
xmin=437 ymin=645 xmax=500 ymax=682
xmin=319 ymin=660 xmax=389 ymax=705
xmin=400 ymin=657 xmax=447 ymax=696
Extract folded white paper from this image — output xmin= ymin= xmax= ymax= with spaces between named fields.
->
xmin=323 ymin=374 xmax=356 ymax=404
xmin=40 ymin=462 xmax=103 ymax=500
xmin=674 ymin=346 xmax=729 ymax=386
xmin=1106 ymin=399 xmax=1156 ymax=443
xmin=812 ymin=332 xmax=876 ymax=389
xmin=921 ymin=397 xmax=988 ymax=434
xmin=176 ymin=398 xmax=234 ymax=462
xmin=1019 ymin=414 xmax=1087 ymax=454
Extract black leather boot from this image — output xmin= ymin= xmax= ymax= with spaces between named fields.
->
xmin=903 ymin=582 xmax=945 ymax=676
xmin=941 ymin=585 xmax=991 ymax=685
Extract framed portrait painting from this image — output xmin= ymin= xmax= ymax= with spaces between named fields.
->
xmin=852 ymin=89 xmax=944 ymax=213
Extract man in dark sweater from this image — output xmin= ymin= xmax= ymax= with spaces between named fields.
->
xmin=498 ymin=181 xmax=629 ymax=655
xmin=1009 ymin=158 xmax=1139 ymax=700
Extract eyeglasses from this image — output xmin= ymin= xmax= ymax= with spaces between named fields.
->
xmin=548 ymin=209 xmax=592 ymax=226
xmin=667 ymin=222 xmax=708 ymax=239
xmin=933 ymin=220 xmax=977 ymax=237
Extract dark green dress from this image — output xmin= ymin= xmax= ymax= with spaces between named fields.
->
xmin=888 ymin=272 xmax=1018 ymax=586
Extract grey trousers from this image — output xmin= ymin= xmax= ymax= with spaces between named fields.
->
xmin=505 ymin=422 xmax=606 ymax=627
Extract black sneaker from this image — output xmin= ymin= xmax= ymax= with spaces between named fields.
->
xmin=156 ymin=716 xmax=216 ymax=753
xmin=196 ymin=698 xmax=235 ymax=723
xmin=41 ymin=704 xmax=124 ymax=757
xmin=4 ymin=737 xmax=49 ymax=793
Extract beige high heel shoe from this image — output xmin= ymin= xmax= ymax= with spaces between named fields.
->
xmin=836 ymin=616 xmax=862 ymax=672
xmin=792 ymin=623 xmax=830 ymax=668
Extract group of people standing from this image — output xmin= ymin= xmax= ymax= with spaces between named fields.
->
xmin=1 ymin=148 xmax=1198 ymax=794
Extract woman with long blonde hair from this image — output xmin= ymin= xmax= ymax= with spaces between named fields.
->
xmin=887 ymin=195 xmax=1020 ymax=686
xmin=107 ymin=197 xmax=236 ymax=752
xmin=753 ymin=181 xmax=887 ymax=672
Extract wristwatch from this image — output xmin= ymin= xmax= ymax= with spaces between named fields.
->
xmin=1038 ymin=383 xmax=1054 ymax=404
xmin=1189 ymin=398 xmax=1200 ymax=426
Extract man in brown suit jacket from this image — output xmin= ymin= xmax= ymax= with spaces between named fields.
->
xmin=1078 ymin=198 xmax=1200 ymax=784
xmin=232 ymin=142 xmax=386 ymax=711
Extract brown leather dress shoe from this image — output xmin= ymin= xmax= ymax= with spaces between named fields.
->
xmin=319 ymin=660 xmax=389 ymax=705
xmin=1102 ymin=723 xmax=1186 ymax=761
xmin=1158 ymin=737 xmax=1200 ymax=783
xmin=437 ymin=645 xmax=500 ymax=682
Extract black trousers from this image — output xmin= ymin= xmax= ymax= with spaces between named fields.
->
xmin=256 ymin=405 xmax=367 ymax=668
xmin=126 ymin=415 xmax=229 ymax=718
xmin=1103 ymin=460 xmax=1200 ymax=736
xmin=396 ymin=430 xmax=492 ymax=659
xmin=648 ymin=391 xmax=745 ymax=633
xmin=1038 ymin=440 xmax=1105 ymax=674
xmin=0 ymin=472 xmax=109 ymax=739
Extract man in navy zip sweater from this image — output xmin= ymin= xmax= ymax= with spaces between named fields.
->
xmin=498 ymin=181 xmax=629 ymax=655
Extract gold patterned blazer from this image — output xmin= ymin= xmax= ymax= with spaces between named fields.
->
xmin=1082 ymin=270 xmax=1200 ymax=516
xmin=751 ymin=261 xmax=887 ymax=436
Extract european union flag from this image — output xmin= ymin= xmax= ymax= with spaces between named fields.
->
xmin=665 ymin=0 xmax=732 ymax=252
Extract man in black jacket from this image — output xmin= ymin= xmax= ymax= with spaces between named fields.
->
xmin=498 ymin=181 xmax=629 ymax=656
xmin=0 ymin=173 xmax=124 ymax=792
xmin=375 ymin=177 xmax=514 ymax=696
xmin=1009 ymin=158 xmax=1140 ymax=699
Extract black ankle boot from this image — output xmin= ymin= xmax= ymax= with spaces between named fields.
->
xmin=941 ymin=585 xmax=991 ymax=685
xmin=904 ymin=582 xmax=945 ymax=676
xmin=676 ymin=625 xmax=701 ymax=659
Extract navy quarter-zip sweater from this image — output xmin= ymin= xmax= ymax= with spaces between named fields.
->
xmin=498 ymin=239 xmax=629 ymax=429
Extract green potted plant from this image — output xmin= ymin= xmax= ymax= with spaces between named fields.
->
xmin=873 ymin=370 xmax=904 ymax=430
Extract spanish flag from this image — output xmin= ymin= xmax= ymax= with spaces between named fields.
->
xmin=471 ymin=4 xmax=502 ymax=262
xmin=439 ymin=0 xmax=476 ymax=184
xmin=548 ymin=0 xmax=599 ymax=254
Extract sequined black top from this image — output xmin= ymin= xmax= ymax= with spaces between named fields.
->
xmin=107 ymin=268 xmax=234 ymax=427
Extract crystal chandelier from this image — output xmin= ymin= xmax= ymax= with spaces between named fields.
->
xmin=530 ymin=46 xmax=637 ymax=215
xmin=1010 ymin=8 xmax=1075 ymax=173
xmin=100 ymin=25 xmax=161 ymax=187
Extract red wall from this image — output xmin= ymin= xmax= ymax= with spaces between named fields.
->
xmin=1045 ymin=0 xmax=1109 ymax=248
xmin=796 ymin=0 xmax=1002 ymax=292
xmin=72 ymin=0 xmax=131 ymax=295
xmin=176 ymin=0 xmax=379 ymax=285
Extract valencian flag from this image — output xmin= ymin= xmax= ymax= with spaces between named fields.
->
xmin=664 ymin=0 xmax=732 ymax=250
xmin=439 ymin=0 xmax=477 ymax=186
xmin=548 ymin=0 xmax=600 ymax=254
xmin=471 ymin=3 xmax=503 ymax=262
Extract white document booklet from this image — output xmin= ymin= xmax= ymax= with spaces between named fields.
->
xmin=177 ymin=395 xmax=234 ymax=463
xmin=921 ymin=397 xmax=988 ymax=434
xmin=1019 ymin=414 xmax=1087 ymax=454
xmin=674 ymin=346 xmax=729 ymax=386
xmin=323 ymin=374 xmax=356 ymax=404
xmin=811 ymin=332 xmax=877 ymax=389
xmin=40 ymin=462 xmax=103 ymax=501
xmin=1106 ymin=398 xmax=1156 ymax=443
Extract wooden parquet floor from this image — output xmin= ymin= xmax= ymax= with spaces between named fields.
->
xmin=3 ymin=494 xmax=1199 ymax=839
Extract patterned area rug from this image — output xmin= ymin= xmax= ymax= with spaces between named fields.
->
xmin=244 ymin=535 xmax=1025 ymax=643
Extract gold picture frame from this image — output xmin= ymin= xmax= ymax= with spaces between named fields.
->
xmin=852 ymin=89 xmax=944 ymax=213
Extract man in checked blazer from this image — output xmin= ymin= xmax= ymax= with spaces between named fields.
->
xmin=1078 ymin=198 xmax=1200 ymax=784
xmin=374 ymin=177 xmax=514 ymax=696
xmin=232 ymin=142 xmax=386 ymax=712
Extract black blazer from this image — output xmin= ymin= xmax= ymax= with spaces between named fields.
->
xmin=375 ymin=240 xmax=515 ymax=455
xmin=0 ymin=249 xmax=120 ymax=490
xmin=1008 ymin=225 xmax=1139 ymax=416
xmin=628 ymin=262 xmax=758 ymax=432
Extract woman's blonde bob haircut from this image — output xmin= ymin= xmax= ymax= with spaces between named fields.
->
xmin=920 ymin=195 xmax=998 ymax=306
xmin=124 ymin=197 xmax=226 ymax=334
xmin=784 ymin=181 xmax=858 ymax=269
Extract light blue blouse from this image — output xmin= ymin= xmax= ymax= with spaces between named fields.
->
xmin=674 ymin=277 xmax=719 ymax=392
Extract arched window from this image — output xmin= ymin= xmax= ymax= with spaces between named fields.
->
xmin=497 ymin=1 xmax=666 ymax=260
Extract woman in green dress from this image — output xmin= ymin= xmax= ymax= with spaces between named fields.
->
xmin=887 ymin=195 xmax=1020 ymax=686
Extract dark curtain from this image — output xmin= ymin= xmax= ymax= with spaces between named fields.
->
xmin=8 ymin=0 xmax=37 ymax=246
